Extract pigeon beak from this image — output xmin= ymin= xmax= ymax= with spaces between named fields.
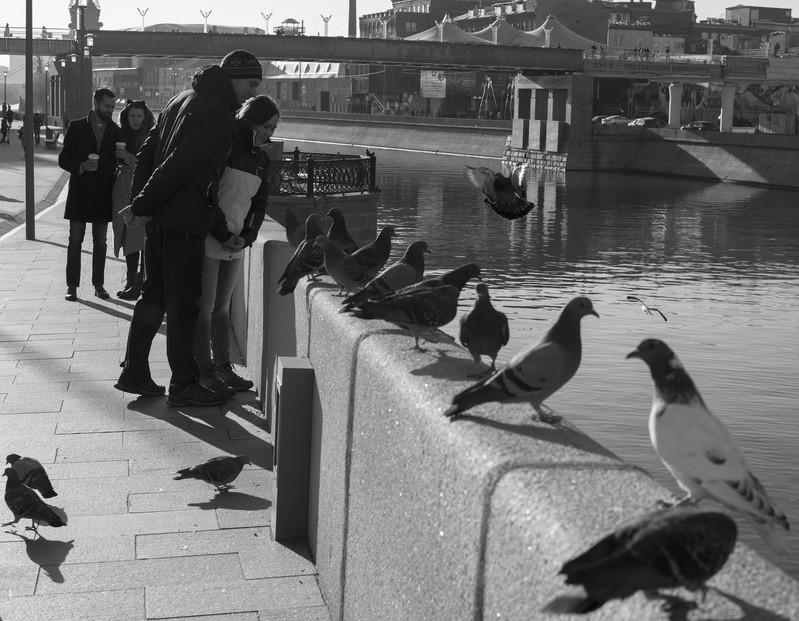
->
xmin=625 ymin=349 xmax=640 ymax=360
xmin=590 ymin=310 xmax=599 ymax=318
xmin=425 ymin=249 xmax=432 ymax=254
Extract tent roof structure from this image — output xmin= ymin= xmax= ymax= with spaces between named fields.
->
xmin=405 ymin=15 xmax=488 ymax=44
xmin=471 ymin=17 xmax=541 ymax=46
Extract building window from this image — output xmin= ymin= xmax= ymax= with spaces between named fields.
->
xmin=292 ymin=81 xmax=300 ymax=101
xmin=409 ymin=22 xmax=417 ymax=32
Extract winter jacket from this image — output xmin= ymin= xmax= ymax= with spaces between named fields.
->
xmin=206 ymin=118 xmax=269 ymax=260
xmin=129 ymin=65 xmax=239 ymax=238
xmin=58 ymin=112 xmax=123 ymax=222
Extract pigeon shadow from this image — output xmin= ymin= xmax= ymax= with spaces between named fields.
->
xmin=409 ymin=349 xmax=484 ymax=380
xmin=188 ymin=491 xmax=271 ymax=512
xmin=710 ymin=588 xmax=794 ymax=621
xmin=7 ymin=531 xmax=74 ymax=584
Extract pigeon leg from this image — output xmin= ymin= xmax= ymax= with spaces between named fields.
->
xmin=1 ymin=518 xmax=20 ymax=527
xmin=25 ymin=519 xmax=39 ymax=533
xmin=533 ymin=403 xmax=562 ymax=424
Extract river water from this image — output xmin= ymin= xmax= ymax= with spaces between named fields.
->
xmin=289 ymin=141 xmax=799 ymax=578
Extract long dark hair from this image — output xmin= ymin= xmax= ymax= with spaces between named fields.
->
xmin=236 ymin=95 xmax=280 ymax=125
xmin=120 ymin=100 xmax=154 ymax=154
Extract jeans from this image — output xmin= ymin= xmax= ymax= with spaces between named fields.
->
xmin=122 ymin=224 xmax=205 ymax=390
xmin=66 ymin=220 xmax=108 ymax=288
xmin=194 ymin=256 xmax=242 ymax=372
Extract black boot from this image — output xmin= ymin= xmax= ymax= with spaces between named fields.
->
xmin=118 ymin=277 xmax=141 ymax=300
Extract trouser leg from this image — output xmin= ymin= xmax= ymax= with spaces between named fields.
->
xmin=194 ymin=256 xmax=220 ymax=372
xmin=90 ymin=222 xmax=108 ymax=287
xmin=211 ymin=257 xmax=243 ymax=366
xmin=125 ymin=252 xmax=139 ymax=285
xmin=66 ymin=220 xmax=86 ymax=288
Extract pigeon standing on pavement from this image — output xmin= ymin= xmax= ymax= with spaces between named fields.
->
xmin=6 ymin=454 xmax=57 ymax=498
xmin=341 ymin=240 xmax=430 ymax=311
xmin=2 ymin=468 xmax=67 ymax=532
xmin=173 ymin=455 xmax=251 ymax=492
xmin=283 ymin=209 xmax=304 ymax=248
xmin=445 ymin=296 xmax=599 ymax=423
xmin=626 ymin=295 xmax=668 ymax=322
xmin=326 ymin=207 xmax=359 ymax=254
xmin=464 ymin=163 xmax=536 ymax=220
xmin=277 ymin=213 xmax=326 ymax=296
xmin=350 ymin=225 xmax=397 ymax=280
xmin=553 ymin=506 xmax=737 ymax=614
xmin=314 ymin=235 xmax=371 ymax=295
xmin=348 ymin=263 xmax=481 ymax=350
xmin=459 ymin=283 xmax=509 ymax=377
xmin=626 ymin=339 xmax=790 ymax=555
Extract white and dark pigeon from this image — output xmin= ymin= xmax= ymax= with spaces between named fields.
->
xmin=3 ymin=467 xmax=67 ymax=532
xmin=350 ymin=225 xmax=397 ymax=280
xmin=464 ymin=163 xmax=536 ymax=220
xmin=277 ymin=213 xmax=326 ymax=295
xmin=348 ymin=263 xmax=481 ymax=350
xmin=341 ymin=240 xmax=430 ymax=311
xmin=626 ymin=295 xmax=668 ymax=322
xmin=445 ymin=296 xmax=598 ymax=423
xmin=325 ymin=207 xmax=359 ymax=254
xmin=174 ymin=455 xmax=251 ymax=492
xmin=553 ymin=506 xmax=737 ymax=614
xmin=283 ymin=209 xmax=304 ymax=248
xmin=627 ymin=339 xmax=790 ymax=556
xmin=6 ymin=454 xmax=57 ymax=498
xmin=315 ymin=235 xmax=371 ymax=295
xmin=459 ymin=283 xmax=509 ymax=377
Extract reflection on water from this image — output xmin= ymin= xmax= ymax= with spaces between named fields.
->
xmin=292 ymin=142 xmax=799 ymax=577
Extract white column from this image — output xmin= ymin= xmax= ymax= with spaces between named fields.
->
xmin=719 ymin=82 xmax=735 ymax=132
xmin=668 ymin=82 xmax=683 ymax=128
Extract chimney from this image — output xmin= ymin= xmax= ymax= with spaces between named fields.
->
xmin=349 ymin=0 xmax=357 ymax=37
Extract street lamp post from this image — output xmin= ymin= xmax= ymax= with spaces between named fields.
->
xmin=3 ymin=71 xmax=6 ymax=109
xmin=200 ymin=10 xmax=212 ymax=34
xmin=44 ymin=64 xmax=49 ymax=130
xmin=321 ymin=15 xmax=332 ymax=37
xmin=137 ymin=7 xmax=149 ymax=32
xmin=260 ymin=12 xmax=272 ymax=35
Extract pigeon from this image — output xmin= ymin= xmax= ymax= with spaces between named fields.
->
xmin=277 ymin=213 xmax=326 ymax=296
xmin=464 ymin=163 xmax=536 ymax=220
xmin=349 ymin=263 xmax=481 ymax=350
xmin=341 ymin=240 xmax=430 ymax=311
xmin=626 ymin=339 xmax=790 ymax=555
xmin=350 ymin=225 xmax=396 ymax=280
xmin=554 ymin=506 xmax=737 ymax=614
xmin=444 ymin=296 xmax=599 ymax=423
xmin=2 ymin=468 xmax=67 ymax=532
xmin=173 ymin=455 xmax=251 ymax=492
xmin=6 ymin=454 xmax=57 ymax=498
xmin=283 ymin=209 xmax=304 ymax=248
xmin=325 ymin=207 xmax=359 ymax=254
xmin=459 ymin=283 xmax=509 ymax=377
xmin=314 ymin=235 xmax=371 ymax=296
xmin=626 ymin=295 xmax=667 ymax=322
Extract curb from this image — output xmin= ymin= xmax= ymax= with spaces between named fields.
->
xmin=0 ymin=170 xmax=69 ymax=243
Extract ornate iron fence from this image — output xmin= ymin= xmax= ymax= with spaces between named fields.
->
xmin=275 ymin=148 xmax=378 ymax=197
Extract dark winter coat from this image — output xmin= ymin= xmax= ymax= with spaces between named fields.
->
xmin=58 ymin=112 xmax=123 ymax=222
xmin=129 ymin=64 xmax=239 ymax=238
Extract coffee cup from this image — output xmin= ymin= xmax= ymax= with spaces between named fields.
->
xmin=86 ymin=153 xmax=99 ymax=171
xmin=88 ymin=153 xmax=99 ymax=161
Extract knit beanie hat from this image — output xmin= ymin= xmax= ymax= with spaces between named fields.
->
xmin=221 ymin=50 xmax=263 ymax=80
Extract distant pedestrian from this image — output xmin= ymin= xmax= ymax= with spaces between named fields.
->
xmin=111 ymin=99 xmax=155 ymax=300
xmin=0 ymin=117 xmax=8 ymax=144
xmin=4 ymin=107 xmax=13 ymax=129
xmin=57 ymin=87 xmax=123 ymax=302
xmin=194 ymin=95 xmax=276 ymax=396
xmin=18 ymin=125 xmax=25 ymax=152
xmin=33 ymin=112 xmax=42 ymax=145
xmin=115 ymin=49 xmax=262 ymax=407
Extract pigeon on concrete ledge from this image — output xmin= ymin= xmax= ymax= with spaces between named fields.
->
xmin=459 ymin=283 xmax=509 ymax=377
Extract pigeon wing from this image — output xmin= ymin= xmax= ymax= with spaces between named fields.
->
xmin=510 ymin=163 xmax=529 ymax=195
xmin=464 ymin=166 xmax=498 ymax=202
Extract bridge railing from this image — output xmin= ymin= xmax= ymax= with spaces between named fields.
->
xmin=276 ymin=149 xmax=378 ymax=197
xmin=2 ymin=27 xmax=72 ymax=40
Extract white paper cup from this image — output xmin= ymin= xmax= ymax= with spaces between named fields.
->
xmin=115 ymin=142 xmax=126 ymax=149
xmin=88 ymin=153 xmax=99 ymax=161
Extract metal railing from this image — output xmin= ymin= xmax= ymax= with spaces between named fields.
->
xmin=276 ymin=148 xmax=378 ymax=197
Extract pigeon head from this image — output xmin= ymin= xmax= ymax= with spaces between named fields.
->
xmin=325 ymin=208 xmax=345 ymax=224
xmin=6 ymin=454 xmax=21 ymax=465
xmin=404 ymin=241 xmax=430 ymax=258
xmin=304 ymin=214 xmax=325 ymax=239
xmin=562 ymin=296 xmax=599 ymax=320
xmin=626 ymin=338 xmax=674 ymax=364
xmin=475 ymin=283 xmax=490 ymax=298
xmin=379 ymin=225 xmax=396 ymax=239
xmin=3 ymin=467 xmax=20 ymax=482
xmin=441 ymin=263 xmax=481 ymax=291
xmin=314 ymin=234 xmax=334 ymax=249
xmin=627 ymin=339 xmax=703 ymax=404
xmin=235 ymin=455 xmax=251 ymax=466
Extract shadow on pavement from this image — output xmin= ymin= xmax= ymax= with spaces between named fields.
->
xmin=7 ymin=531 xmax=74 ymax=584
xmin=188 ymin=490 xmax=271 ymax=512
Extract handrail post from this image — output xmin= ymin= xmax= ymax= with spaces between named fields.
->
xmin=306 ymin=155 xmax=314 ymax=198
xmin=368 ymin=151 xmax=377 ymax=192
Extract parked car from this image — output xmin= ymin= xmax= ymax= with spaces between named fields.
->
xmin=680 ymin=121 xmax=719 ymax=131
xmin=592 ymin=115 xmax=609 ymax=125
xmin=628 ymin=117 xmax=665 ymax=128
xmin=732 ymin=116 xmax=755 ymax=127
xmin=600 ymin=115 xmax=632 ymax=126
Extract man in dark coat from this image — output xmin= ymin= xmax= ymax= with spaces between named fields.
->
xmin=58 ymin=88 xmax=122 ymax=301
xmin=115 ymin=49 xmax=262 ymax=407
xmin=33 ymin=112 xmax=42 ymax=145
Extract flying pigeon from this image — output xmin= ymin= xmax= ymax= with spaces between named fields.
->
xmin=6 ymin=454 xmax=57 ymax=498
xmin=626 ymin=295 xmax=668 ymax=322
xmin=459 ymin=283 xmax=509 ymax=377
xmin=444 ymin=296 xmax=599 ymax=423
xmin=325 ymin=207 xmax=359 ymax=254
xmin=348 ymin=263 xmax=481 ymax=350
xmin=314 ymin=235 xmax=371 ymax=295
xmin=283 ymin=209 xmax=304 ymax=248
xmin=626 ymin=339 xmax=790 ymax=556
xmin=350 ymin=225 xmax=397 ymax=280
xmin=554 ymin=506 xmax=737 ymax=614
xmin=341 ymin=240 xmax=430 ymax=311
xmin=464 ymin=163 xmax=536 ymax=220
xmin=277 ymin=213 xmax=326 ymax=296
xmin=3 ymin=468 xmax=67 ymax=532
xmin=173 ymin=455 xmax=251 ymax=492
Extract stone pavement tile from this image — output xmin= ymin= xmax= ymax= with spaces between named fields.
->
xmin=216 ymin=507 xmax=272 ymax=530
xmin=0 ymin=431 xmax=122 ymax=450
xmin=35 ymin=553 xmax=244 ymax=595
xmin=135 ymin=526 xmax=271 ymax=559
xmin=56 ymin=417 xmax=178 ymax=434
xmin=0 ymin=379 xmax=70 ymax=393
xmin=0 ymin=549 xmax=39 ymax=595
xmin=123 ymin=401 xmax=228 ymax=421
xmin=0 ymin=344 xmax=25 ymax=353
xmin=259 ymin=606 xmax=331 ymax=621
xmin=50 ymin=509 xmax=219 ymax=539
xmin=129 ymin=479 xmax=270 ymax=515
xmin=12 ymin=371 xmax=118 ymax=384
xmin=151 ymin=615 xmax=258 ymax=621
xmin=145 ymin=576 xmax=325 ymax=618
xmin=47 ymin=460 xmax=129 ymax=480
xmin=238 ymin=541 xmax=315 ymax=580
xmin=0 ymin=532 xmax=134 ymax=564
xmin=15 ymin=359 xmax=74 ymax=371
xmin=0 ymin=420 xmax=56 ymax=436
xmin=47 ymin=478 xmax=128 ymax=516
xmin=1 ymin=351 xmax=74 ymax=361
xmin=55 ymin=441 xmax=206 ymax=464
xmin=0 ymin=587 xmax=145 ymax=621
xmin=122 ymin=426 xmax=233 ymax=446
xmin=22 ymin=336 xmax=75 ymax=346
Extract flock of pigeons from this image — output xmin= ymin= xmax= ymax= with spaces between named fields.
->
xmin=278 ymin=196 xmax=791 ymax=613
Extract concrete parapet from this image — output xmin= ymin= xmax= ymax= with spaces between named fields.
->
xmin=241 ymin=221 xmax=799 ymax=620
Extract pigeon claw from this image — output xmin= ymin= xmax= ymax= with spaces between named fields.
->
xmin=534 ymin=404 xmax=562 ymax=425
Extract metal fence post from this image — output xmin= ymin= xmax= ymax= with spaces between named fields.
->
xmin=306 ymin=155 xmax=315 ymax=198
xmin=368 ymin=150 xmax=377 ymax=191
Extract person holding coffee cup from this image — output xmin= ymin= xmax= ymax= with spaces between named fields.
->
xmin=58 ymin=87 xmax=123 ymax=301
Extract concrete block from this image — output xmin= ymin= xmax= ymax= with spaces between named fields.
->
xmin=0 ymin=588 xmax=145 ymax=621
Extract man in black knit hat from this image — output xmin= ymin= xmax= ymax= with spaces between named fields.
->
xmin=115 ymin=50 xmax=262 ymax=406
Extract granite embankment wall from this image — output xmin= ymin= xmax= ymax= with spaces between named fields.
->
xmin=229 ymin=216 xmax=799 ymax=621
xmin=278 ymin=110 xmax=511 ymax=159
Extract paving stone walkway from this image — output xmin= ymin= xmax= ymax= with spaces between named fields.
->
xmin=0 ymin=175 xmax=328 ymax=619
